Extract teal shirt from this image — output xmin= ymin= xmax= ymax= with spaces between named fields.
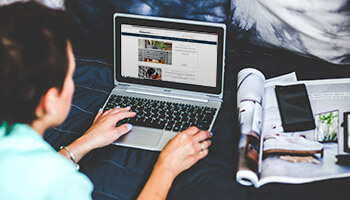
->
xmin=0 ymin=123 xmax=93 ymax=200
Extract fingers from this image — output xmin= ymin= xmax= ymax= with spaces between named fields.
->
xmin=179 ymin=127 xmax=212 ymax=151
xmin=193 ymin=130 xmax=212 ymax=143
xmin=93 ymin=108 xmax=104 ymax=123
xmin=178 ymin=127 xmax=213 ymax=154
xmin=180 ymin=127 xmax=211 ymax=141
xmin=191 ymin=140 xmax=210 ymax=162
xmin=198 ymin=148 xmax=209 ymax=159
xmin=104 ymin=106 xmax=131 ymax=115
xmin=198 ymin=140 xmax=212 ymax=152
xmin=115 ymin=123 xmax=133 ymax=136
xmin=156 ymin=127 xmax=213 ymax=176
xmin=99 ymin=106 xmax=136 ymax=123
xmin=182 ymin=126 xmax=200 ymax=135
xmin=113 ymin=111 xmax=136 ymax=123
xmin=181 ymin=127 xmax=212 ymax=140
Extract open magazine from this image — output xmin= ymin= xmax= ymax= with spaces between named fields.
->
xmin=236 ymin=68 xmax=350 ymax=188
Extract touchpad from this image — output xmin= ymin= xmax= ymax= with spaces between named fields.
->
xmin=115 ymin=127 xmax=162 ymax=147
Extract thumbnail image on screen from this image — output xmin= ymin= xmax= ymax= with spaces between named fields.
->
xmin=138 ymin=65 xmax=162 ymax=80
xmin=138 ymin=39 xmax=172 ymax=65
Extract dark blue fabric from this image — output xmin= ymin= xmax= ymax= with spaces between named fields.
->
xmin=65 ymin=0 xmax=229 ymax=63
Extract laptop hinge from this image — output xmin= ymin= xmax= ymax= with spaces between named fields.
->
xmin=125 ymin=88 xmax=209 ymax=103
xmin=207 ymin=95 xmax=223 ymax=102
xmin=118 ymin=83 xmax=130 ymax=87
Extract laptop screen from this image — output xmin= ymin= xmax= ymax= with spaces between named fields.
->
xmin=114 ymin=15 xmax=225 ymax=94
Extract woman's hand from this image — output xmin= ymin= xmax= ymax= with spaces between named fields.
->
xmin=82 ymin=107 xmax=136 ymax=149
xmin=138 ymin=127 xmax=212 ymax=200
xmin=59 ymin=107 xmax=135 ymax=163
xmin=156 ymin=126 xmax=212 ymax=177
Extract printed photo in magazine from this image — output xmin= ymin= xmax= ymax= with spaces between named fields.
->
xmin=236 ymin=68 xmax=350 ymax=188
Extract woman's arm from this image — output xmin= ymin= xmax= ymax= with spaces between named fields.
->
xmin=138 ymin=127 xmax=212 ymax=200
xmin=59 ymin=107 xmax=135 ymax=162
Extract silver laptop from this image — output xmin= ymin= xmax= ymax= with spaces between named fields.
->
xmin=102 ymin=13 xmax=226 ymax=151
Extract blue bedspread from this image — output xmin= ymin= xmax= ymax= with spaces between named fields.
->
xmin=44 ymin=57 xmax=242 ymax=199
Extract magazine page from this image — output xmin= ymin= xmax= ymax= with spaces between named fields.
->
xmin=236 ymin=68 xmax=265 ymax=186
xmin=236 ymin=68 xmax=298 ymax=186
xmin=257 ymin=78 xmax=350 ymax=187
xmin=305 ymin=78 xmax=350 ymax=155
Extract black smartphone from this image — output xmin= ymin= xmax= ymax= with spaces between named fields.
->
xmin=275 ymin=84 xmax=316 ymax=132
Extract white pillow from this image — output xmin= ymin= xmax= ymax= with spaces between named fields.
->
xmin=0 ymin=0 xmax=64 ymax=10
xmin=231 ymin=0 xmax=350 ymax=64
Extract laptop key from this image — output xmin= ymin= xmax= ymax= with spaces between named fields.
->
xmin=172 ymin=122 xmax=182 ymax=132
xmin=165 ymin=121 xmax=174 ymax=131
xmin=172 ymin=126 xmax=180 ymax=132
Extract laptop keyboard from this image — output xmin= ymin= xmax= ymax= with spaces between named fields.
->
xmin=104 ymin=94 xmax=217 ymax=132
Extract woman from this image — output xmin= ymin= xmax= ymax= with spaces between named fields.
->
xmin=0 ymin=2 xmax=212 ymax=199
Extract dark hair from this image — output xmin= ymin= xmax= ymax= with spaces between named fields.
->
xmin=0 ymin=1 xmax=72 ymax=128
